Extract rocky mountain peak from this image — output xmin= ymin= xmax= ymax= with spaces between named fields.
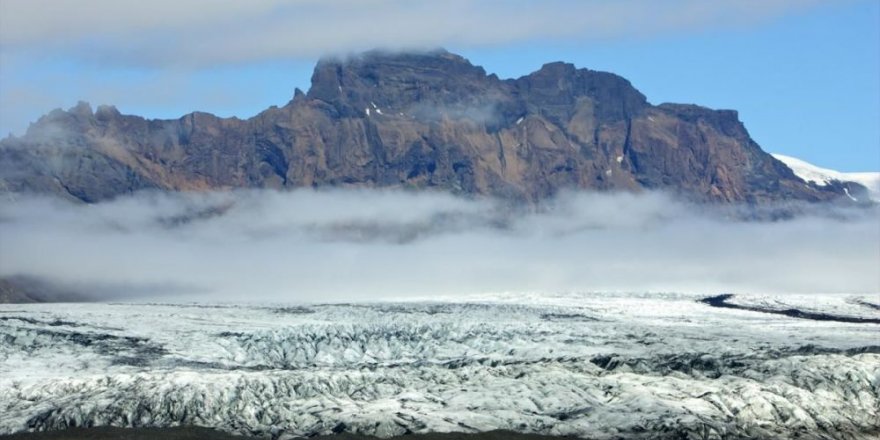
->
xmin=306 ymin=49 xmax=503 ymax=119
xmin=515 ymin=62 xmax=648 ymax=124
xmin=95 ymin=104 xmax=122 ymax=121
xmin=0 ymin=49 xmax=867 ymax=205
xmin=533 ymin=61 xmax=578 ymax=77
xmin=310 ymin=49 xmax=484 ymax=84
xmin=69 ymin=100 xmax=94 ymax=117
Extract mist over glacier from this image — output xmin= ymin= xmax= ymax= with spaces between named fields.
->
xmin=1 ymin=189 xmax=878 ymax=301
xmin=1 ymin=190 xmax=878 ymax=439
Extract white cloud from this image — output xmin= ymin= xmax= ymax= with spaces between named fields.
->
xmin=1 ymin=189 xmax=877 ymax=303
xmin=0 ymin=0 xmax=842 ymax=136
xmin=0 ymin=0 xmax=847 ymax=136
xmin=0 ymin=1 xmax=873 ymax=305
xmin=0 ymin=0 xmax=836 ymax=68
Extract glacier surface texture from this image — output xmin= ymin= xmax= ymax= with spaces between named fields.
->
xmin=1 ymin=293 xmax=878 ymax=439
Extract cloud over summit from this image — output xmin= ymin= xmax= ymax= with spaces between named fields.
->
xmin=1 ymin=0 xmax=834 ymax=68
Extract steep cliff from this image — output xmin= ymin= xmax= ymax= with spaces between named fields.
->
xmin=0 ymin=49 xmax=861 ymax=204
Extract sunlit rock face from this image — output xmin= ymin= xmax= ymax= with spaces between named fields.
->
xmin=1 ymin=293 xmax=878 ymax=439
xmin=0 ymin=50 xmax=861 ymax=205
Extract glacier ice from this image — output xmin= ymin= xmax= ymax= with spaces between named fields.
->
xmin=1 ymin=292 xmax=878 ymax=439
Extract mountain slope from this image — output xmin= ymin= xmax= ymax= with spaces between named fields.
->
xmin=0 ymin=50 xmax=862 ymax=204
xmin=772 ymin=153 xmax=879 ymax=201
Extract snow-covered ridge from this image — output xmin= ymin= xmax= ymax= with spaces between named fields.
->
xmin=1 ymin=294 xmax=878 ymax=439
xmin=772 ymin=153 xmax=880 ymax=201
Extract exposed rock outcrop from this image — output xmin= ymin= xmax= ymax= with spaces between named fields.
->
xmin=0 ymin=49 xmax=863 ymax=204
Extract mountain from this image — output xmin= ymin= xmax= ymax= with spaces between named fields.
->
xmin=0 ymin=276 xmax=93 ymax=304
xmin=771 ymin=154 xmax=879 ymax=201
xmin=0 ymin=49 xmax=869 ymax=204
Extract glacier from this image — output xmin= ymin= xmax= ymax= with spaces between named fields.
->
xmin=1 ymin=292 xmax=878 ymax=439
xmin=772 ymin=153 xmax=880 ymax=201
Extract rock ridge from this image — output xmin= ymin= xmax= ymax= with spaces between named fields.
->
xmin=0 ymin=49 xmax=866 ymax=204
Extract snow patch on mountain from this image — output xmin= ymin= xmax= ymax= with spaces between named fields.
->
xmin=772 ymin=153 xmax=880 ymax=201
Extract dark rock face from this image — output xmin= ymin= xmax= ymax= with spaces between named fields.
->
xmin=0 ymin=276 xmax=92 ymax=303
xmin=0 ymin=49 xmax=856 ymax=203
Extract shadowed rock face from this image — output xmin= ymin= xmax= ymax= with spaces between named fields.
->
xmin=0 ymin=277 xmax=92 ymax=304
xmin=0 ymin=49 xmax=859 ymax=203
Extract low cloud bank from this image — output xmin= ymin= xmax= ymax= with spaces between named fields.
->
xmin=1 ymin=189 xmax=877 ymax=302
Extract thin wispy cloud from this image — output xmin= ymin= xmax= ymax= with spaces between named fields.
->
xmin=0 ymin=0 xmax=854 ymax=141
xmin=1 ymin=190 xmax=877 ymax=303
xmin=1 ymin=0 xmax=836 ymax=68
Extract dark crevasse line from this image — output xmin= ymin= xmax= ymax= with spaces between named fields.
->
xmin=0 ymin=316 xmax=85 ymax=327
xmin=699 ymin=294 xmax=880 ymax=324
xmin=853 ymin=299 xmax=880 ymax=311
xmin=589 ymin=345 xmax=880 ymax=379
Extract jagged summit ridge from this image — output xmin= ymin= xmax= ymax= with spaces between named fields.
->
xmin=0 ymin=49 xmax=866 ymax=204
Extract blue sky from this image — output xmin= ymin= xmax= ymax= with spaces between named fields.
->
xmin=0 ymin=0 xmax=877 ymax=171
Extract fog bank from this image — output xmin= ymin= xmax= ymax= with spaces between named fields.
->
xmin=1 ymin=189 xmax=877 ymax=302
